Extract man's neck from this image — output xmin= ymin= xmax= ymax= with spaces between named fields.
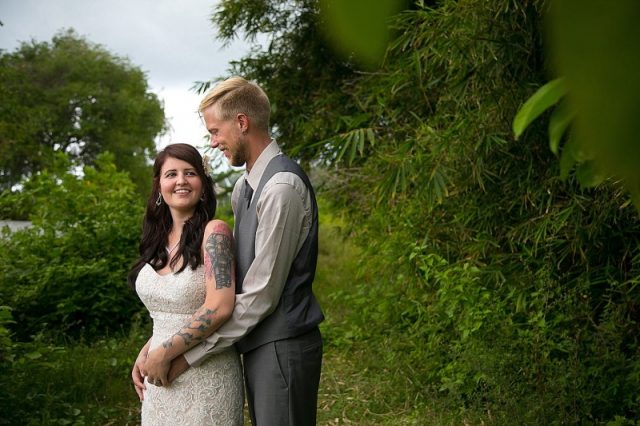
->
xmin=246 ymin=136 xmax=272 ymax=173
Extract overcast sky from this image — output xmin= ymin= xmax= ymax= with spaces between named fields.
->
xmin=0 ymin=0 xmax=255 ymax=150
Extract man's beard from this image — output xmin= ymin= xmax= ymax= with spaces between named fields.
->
xmin=229 ymin=139 xmax=248 ymax=167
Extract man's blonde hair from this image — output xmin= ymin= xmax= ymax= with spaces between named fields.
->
xmin=198 ymin=76 xmax=271 ymax=133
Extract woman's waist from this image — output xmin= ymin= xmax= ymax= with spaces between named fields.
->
xmin=148 ymin=313 xmax=193 ymax=348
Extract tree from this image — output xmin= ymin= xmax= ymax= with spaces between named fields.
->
xmin=0 ymin=29 xmax=166 ymax=194
xmin=0 ymin=152 xmax=144 ymax=341
xmin=211 ymin=0 xmax=640 ymax=422
xmin=196 ymin=0 xmax=358 ymax=164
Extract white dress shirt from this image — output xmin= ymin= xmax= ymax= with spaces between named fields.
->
xmin=184 ymin=141 xmax=312 ymax=366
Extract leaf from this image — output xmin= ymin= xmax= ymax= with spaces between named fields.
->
xmin=366 ymin=128 xmax=376 ymax=146
xmin=513 ymin=78 xmax=568 ymax=139
xmin=25 ymin=351 xmax=43 ymax=360
xmin=632 ymin=192 xmax=640 ymax=214
xmin=559 ymin=135 xmax=578 ymax=181
xmin=551 ymin=0 xmax=640 ymax=208
xmin=548 ymin=101 xmax=575 ymax=155
xmin=334 ymin=128 xmax=377 ymax=164
xmin=575 ymin=161 xmax=605 ymax=188
xmin=319 ymin=0 xmax=406 ymax=69
xmin=516 ymin=293 xmax=526 ymax=313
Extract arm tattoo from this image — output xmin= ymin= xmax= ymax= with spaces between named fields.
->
xmin=205 ymin=232 xmax=233 ymax=289
xmin=162 ymin=308 xmax=217 ymax=349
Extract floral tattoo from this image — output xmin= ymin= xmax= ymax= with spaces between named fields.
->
xmin=162 ymin=308 xmax=217 ymax=349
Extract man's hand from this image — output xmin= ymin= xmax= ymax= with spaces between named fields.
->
xmin=167 ymin=355 xmax=191 ymax=383
xmin=144 ymin=347 xmax=171 ymax=387
xmin=131 ymin=345 xmax=148 ymax=400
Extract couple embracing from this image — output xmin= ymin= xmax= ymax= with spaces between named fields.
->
xmin=127 ymin=77 xmax=324 ymax=425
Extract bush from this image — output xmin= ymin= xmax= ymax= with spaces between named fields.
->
xmin=0 ymin=321 xmax=149 ymax=426
xmin=0 ymin=153 xmax=145 ymax=341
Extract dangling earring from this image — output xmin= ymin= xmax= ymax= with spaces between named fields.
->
xmin=156 ymin=193 xmax=163 ymax=206
xmin=200 ymin=192 xmax=205 ymax=202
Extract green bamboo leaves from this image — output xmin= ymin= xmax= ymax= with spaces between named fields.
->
xmin=512 ymin=78 xmax=568 ymax=144
xmin=336 ymin=127 xmax=377 ymax=164
xmin=515 ymin=1 xmax=640 ymax=208
xmin=513 ymin=79 xmax=604 ymax=188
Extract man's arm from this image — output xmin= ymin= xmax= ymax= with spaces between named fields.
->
xmin=167 ymin=355 xmax=190 ymax=382
xmin=184 ymin=173 xmax=310 ymax=366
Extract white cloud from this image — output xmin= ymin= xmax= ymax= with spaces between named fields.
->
xmin=0 ymin=0 xmax=251 ymax=152
xmin=155 ymin=86 xmax=209 ymax=149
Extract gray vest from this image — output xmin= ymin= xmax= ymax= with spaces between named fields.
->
xmin=234 ymin=154 xmax=324 ymax=353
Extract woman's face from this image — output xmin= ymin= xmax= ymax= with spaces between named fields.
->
xmin=159 ymin=156 xmax=203 ymax=215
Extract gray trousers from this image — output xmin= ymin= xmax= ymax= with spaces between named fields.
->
xmin=242 ymin=327 xmax=323 ymax=426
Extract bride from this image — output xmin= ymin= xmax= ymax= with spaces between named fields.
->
xmin=127 ymin=143 xmax=243 ymax=425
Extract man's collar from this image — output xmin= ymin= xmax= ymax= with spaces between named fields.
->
xmin=245 ymin=140 xmax=281 ymax=190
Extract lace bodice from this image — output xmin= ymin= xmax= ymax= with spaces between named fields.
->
xmin=136 ymin=263 xmax=243 ymax=425
xmin=137 ymin=264 xmax=207 ymax=350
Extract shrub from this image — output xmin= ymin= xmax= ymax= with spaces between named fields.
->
xmin=0 ymin=153 xmax=144 ymax=341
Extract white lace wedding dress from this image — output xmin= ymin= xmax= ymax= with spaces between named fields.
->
xmin=136 ymin=263 xmax=244 ymax=425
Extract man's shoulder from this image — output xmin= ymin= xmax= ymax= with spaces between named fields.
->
xmin=264 ymin=171 xmax=307 ymax=192
xmin=260 ymin=153 xmax=305 ymax=178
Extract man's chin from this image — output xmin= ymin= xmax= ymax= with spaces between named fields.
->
xmin=222 ymin=153 xmax=236 ymax=167
xmin=229 ymin=156 xmax=246 ymax=168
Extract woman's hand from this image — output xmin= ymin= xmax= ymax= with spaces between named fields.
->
xmin=144 ymin=347 xmax=171 ymax=387
xmin=132 ymin=341 xmax=150 ymax=400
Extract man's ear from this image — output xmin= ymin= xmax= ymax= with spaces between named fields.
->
xmin=237 ymin=113 xmax=249 ymax=134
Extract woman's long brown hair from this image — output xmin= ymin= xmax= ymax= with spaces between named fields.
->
xmin=127 ymin=143 xmax=216 ymax=289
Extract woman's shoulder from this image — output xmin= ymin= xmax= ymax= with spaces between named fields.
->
xmin=203 ymin=219 xmax=232 ymax=237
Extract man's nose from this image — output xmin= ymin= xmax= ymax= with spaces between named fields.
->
xmin=210 ymin=135 xmax=219 ymax=148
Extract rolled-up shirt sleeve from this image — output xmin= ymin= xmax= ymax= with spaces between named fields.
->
xmin=184 ymin=172 xmax=310 ymax=366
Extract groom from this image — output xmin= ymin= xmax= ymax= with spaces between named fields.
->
xmin=185 ymin=76 xmax=324 ymax=425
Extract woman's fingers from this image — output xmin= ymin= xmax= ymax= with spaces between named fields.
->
xmin=131 ymin=362 xmax=147 ymax=401
xmin=134 ymin=383 xmax=145 ymax=401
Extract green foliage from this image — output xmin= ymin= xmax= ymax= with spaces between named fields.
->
xmin=318 ymin=0 xmax=407 ymax=69
xmin=205 ymin=0 xmax=359 ymax=164
xmin=550 ymin=1 xmax=640 ymax=198
xmin=0 ymin=306 xmax=14 ymax=363
xmin=512 ymin=77 xmax=567 ymax=144
xmin=0 ymin=153 xmax=144 ymax=341
xmin=514 ymin=2 xmax=640 ymax=207
xmin=0 ymin=322 xmax=148 ymax=426
xmin=215 ymin=0 xmax=640 ymax=422
xmin=512 ymin=78 xmax=608 ymax=189
xmin=0 ymin=29 xmax=166 ymax=194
